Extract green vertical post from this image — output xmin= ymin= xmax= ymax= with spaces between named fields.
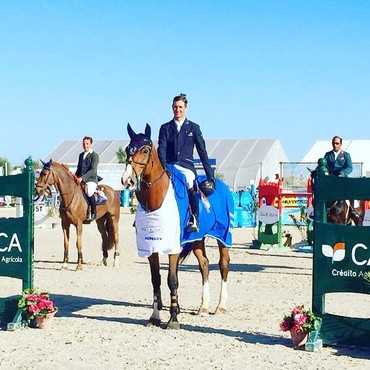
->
xmin=307 ymin=158 xmax=370 ymax=350
xmin=0 ymin=158 xmax=34 ymax=330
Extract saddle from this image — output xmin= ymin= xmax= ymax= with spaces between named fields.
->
xmin=81 ymin=185 xmax=108 ymax=206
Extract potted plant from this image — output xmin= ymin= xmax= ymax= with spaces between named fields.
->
xmin=17 ymin=288 xmax=58 ymax=329
xmin=280 ymin=305 xmax=321 ymax=348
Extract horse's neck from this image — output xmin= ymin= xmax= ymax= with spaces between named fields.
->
xmin=136 ymin=162 xmax=169 ymax=212
xmin=55 ymin=167 xmax=80 ymax=204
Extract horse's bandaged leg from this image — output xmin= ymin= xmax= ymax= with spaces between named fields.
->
xmin=215 ymin=280 xmax=228 ymax=314
xmin=198 ymin=281 xmax=210 ymax=315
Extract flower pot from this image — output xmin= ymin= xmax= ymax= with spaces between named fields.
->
xmin=289 ymin=328 xmax=308 ymax=347
xmin=35 ymin=309 xmax=57 ymax=330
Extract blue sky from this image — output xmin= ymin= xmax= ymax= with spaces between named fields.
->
xmin=1 ymin=1 xmax=370 ymax=165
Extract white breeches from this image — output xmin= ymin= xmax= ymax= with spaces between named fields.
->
xmin=86 ymin=181 xmax=97 ymax=196
xmin=174 ymin=164 xmax=195 ymax=189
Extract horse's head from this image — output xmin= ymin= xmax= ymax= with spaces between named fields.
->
xmin=121 ymin=123 xmax=153 ymax=191
xmin=35 ymin=159 xmax=57 ymax=196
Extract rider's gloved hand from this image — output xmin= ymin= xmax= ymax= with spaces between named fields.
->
xmin=207 ymin=177 xmax=216 ymax=189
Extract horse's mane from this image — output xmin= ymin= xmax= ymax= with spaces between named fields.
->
xmin=52 ymin=161 xmax=79 ymax=185
xmin=61 ymin=163 xmax=69 ymax=171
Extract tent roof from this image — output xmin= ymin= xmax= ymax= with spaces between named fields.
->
xmin=45 ymin=138 xmax=288 ymax=190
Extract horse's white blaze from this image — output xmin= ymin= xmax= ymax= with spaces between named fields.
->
xmin=121 ymin=164 xmax=135 ymax=190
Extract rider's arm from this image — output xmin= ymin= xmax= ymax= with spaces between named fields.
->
xmin=157 ymin=125 xmax=168 ymax=168
xmin=193 ymin=124 xmax=213 ymax=180
xmin=341 ymin=152 xmax=353 ymax=177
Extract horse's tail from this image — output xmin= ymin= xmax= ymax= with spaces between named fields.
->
xmin=179 ymin=242 xmax=192 ymax=264
xmin=106 ymin=216 xmax=115 ymax=250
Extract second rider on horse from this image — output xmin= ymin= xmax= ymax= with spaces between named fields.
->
xmin=75 ymin=136 xmax=99 ymax=221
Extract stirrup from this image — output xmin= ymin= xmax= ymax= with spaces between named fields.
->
xmin=86 ymin=212 xmax=96 ymax=222
xmin=186 ymin=215 xmax=199 ymax=233
xmin=350 ymin=211 xmax=359 ymax=219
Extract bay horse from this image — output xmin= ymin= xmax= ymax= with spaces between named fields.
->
xmin=327 ymin=200 xmax=365 ymax=225
xmin=35 ymin=160 xmax=120 ymax=270
xmin=121 ymin=123 xmax=233 ymax=329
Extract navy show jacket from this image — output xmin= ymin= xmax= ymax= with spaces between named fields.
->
xmin=158 ymin=118 xmax=213 ymax=179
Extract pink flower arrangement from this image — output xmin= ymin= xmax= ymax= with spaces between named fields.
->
xmin=18 ymin=288 xmax=58 ymax=323
xmin=280 ymin=305 xmax=321 ymax=333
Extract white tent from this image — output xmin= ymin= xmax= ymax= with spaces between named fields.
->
xmin=44 ymin=138 xmax=288 ymax=191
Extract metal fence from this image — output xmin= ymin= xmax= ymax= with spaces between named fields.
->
xmin=279 ymin=162 xmax=363 ymax=193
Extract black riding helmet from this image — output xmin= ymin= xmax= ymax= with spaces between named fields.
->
xmin=199 ymin=178 xmax=215 ymax=197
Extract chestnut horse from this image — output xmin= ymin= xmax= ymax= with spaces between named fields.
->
xmin=121 ymin=123 xmax=233 ymax=329
xmin=327 ymin=200 xmax=365 ymax=225
xmin=35 ymin=160 xmax=120 ymax=270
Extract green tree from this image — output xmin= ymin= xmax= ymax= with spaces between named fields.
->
xmin=116 ymin=147 xmax=127 ymax=164
xmin=215 ymin=171 xmax=225 ymax=182
xmin=0 ymin=157 xmax=11 ymax=175
xmin=32 ymin=160 xmax=42 ymax=169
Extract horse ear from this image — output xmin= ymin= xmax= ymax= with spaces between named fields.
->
xmin=127 ymin=123 xmax=136 ymax=140
xmin=42 ymin=159 xmax=52 ymax=168
xmin=145 ymin=123 xmax=151 ymax=140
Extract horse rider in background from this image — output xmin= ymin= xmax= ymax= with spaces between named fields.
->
xmin=324 ymin=135 xmax=358 ymax=219
xmin=158 ymin=93 xmax=215 ymax=233
xmin=75 ymin=136 xmax=99 ymax=221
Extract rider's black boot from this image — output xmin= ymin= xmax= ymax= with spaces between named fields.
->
xmin=87 ymin=195 xmax=97 ymax=221
xmin=186 ymin=189 xmax=199 ymax=233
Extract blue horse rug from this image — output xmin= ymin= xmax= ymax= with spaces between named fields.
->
xmin=168 ymin=165 xmax=234 ymax=248
xmin=134 ymin=165 xmax=234 ymax=257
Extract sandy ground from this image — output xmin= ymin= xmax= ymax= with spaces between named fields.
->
xmin=1 ymin=208 xmax=369 ymax=369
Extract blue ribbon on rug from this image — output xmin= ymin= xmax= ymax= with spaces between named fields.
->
xmin=167 ymin=164 xmax=234 ymax=249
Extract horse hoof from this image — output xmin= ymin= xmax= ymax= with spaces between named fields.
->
xmin=197 ymin=308 xmax=209 ymax=316
xmin=146 ymin=318 xmax=161 ymax=327
xmin=215 ymin=307 xmax=227 ymax=314
xmin=75 ymin=265 xmax=83 ymax=271
xmin=166 ymin=320 xmax=180 ymax=330
xmin=102 ymin=258 xmax=108 ymax=266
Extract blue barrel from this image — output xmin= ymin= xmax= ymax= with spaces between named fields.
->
xmin=239 ymin=208 xmax=255 ymax=227
xmin=121 ymin=189 xmax=131 ymax=207
xmin=231 ymin=191 xmax=240 ymax=208
xmin=240 ymin=191 xmax=253 ymax=209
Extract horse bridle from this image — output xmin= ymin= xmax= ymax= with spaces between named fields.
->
xmin=127 ymin=145 xmax=166 ymax=191
xmin=36 ymin=165 xmax=79 ymax=210
xmin=35 ymin=166 xmax=59 ymax=193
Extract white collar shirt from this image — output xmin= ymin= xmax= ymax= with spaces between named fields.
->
xmin=83 ymin=148 xmax=94 ymax=160
xmin=174 ymin=118 xmax=186 ymax=132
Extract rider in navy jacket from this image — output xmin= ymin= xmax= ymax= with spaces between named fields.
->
xmin=158 ymin=94 xmax=214 ymax=232
xmin=158 ymin=118 xmax=213 ymax=179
